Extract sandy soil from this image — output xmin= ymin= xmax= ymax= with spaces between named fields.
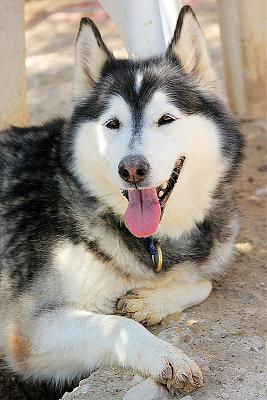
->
xmin=0 ymin=1 xmax=266 ymax=399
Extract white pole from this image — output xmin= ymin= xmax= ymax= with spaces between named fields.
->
xmin=0 ymin=0 xmax=28 ymax=129
xmin=100 ymin=0 xmax=182 ymax=58
xmin=217 ymin=0 xmax=267 ymax=119
xmin=158 ymin=0 xmax=182 ymax=47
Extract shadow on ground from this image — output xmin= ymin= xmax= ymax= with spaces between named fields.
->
xmin=0 ymin=360 xmax=78 ymax=400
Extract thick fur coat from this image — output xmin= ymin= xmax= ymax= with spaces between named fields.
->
xmin=0 ymin=6 xmax=244 ymax=394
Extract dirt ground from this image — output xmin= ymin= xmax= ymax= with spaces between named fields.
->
xmin=0 ymin=1 xmax=266 ymax=399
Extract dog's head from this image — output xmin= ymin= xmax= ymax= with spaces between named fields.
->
xmin=68 ymin=6 xmax=243 ymax=239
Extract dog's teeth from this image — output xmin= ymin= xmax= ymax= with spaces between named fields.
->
xmin=158 ymin=191 xmax=164 ymax=198
xmin=162 ymin=182 xmax=168 ymax=190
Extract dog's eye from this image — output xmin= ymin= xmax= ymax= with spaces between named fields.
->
xmin=157 ymin=114 xmax=176 ymax=127
xmin=104 ymin=118 xmax=121 ymax=130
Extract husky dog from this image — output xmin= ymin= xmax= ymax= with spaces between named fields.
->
xmin=0 ymin=6 xmax=244 ymax=395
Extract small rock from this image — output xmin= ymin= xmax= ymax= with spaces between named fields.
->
xmin=131 ymin=374 xmax=145 ymax=386
xmin=255 ymin=187 xmax=267 ymax=197
xmin=249 ymin=346 xmax=257 ymax=352
xmin=186 ymin=319 xmax=198 ymax=326
xmin=123 ymin=378 xmax=169 ymax=400
xmin=235 ymin=242 xmax=253 ymax=253
xmin=180 ymin=396 xmax=193 ymax=400
xmin=248 ymin=195 xmax=260 ymax=203
xmin=221 ymin=333 xmax=228 ymax=338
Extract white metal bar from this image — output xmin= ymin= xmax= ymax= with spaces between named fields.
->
xmin=100 ymin=0 xmax=182 ymax=58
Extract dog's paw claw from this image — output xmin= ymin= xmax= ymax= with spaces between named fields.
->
xmin=115 ymin=288 xmax=161 ymax=325
xmin=155 ymin=347 xmax=203 ymax=394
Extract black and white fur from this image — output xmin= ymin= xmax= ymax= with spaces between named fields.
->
xmin=0 ymin=6 xmax=244 ymax=394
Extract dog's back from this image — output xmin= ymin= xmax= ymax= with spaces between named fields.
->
xmin=0 ymin=121 xmax=65 ymax=320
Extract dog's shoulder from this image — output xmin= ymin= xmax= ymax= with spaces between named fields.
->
xmin=0 ymin=119 xmax=67 ymax=290
xmin=0 ymin=118 xmax=66 ymax=194
xmin=0 ymin=118 xmax=65 ymax=170
xmin=0 ymin=118 xmax=67 ymax=239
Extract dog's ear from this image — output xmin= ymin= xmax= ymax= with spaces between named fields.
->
xmin=167 ymin=6 xmax=216 ymax=88
xmin=73 ymin=18 xmax=113 ymax=102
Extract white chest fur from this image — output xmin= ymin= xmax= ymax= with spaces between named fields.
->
xmin=53 ymin=241 xmax=138 ymax=314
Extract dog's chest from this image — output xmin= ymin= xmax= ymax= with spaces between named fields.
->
xmin=53 ymin=241 xmax=135 ymax=313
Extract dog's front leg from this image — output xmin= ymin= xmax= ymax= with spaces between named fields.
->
xmin=7 ymin=309 xmax=203 ymax=394
xmin=116 ymin=278 xmax=212 ymax=325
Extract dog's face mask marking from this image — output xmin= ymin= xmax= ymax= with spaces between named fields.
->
xmin=70 ymin=8 xmax=227 ymax=238
xmin=96 ymin=91 xmax=188 ymax=237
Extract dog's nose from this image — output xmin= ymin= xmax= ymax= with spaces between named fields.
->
xmin=118 ymin=155 xmax=150 ymax=183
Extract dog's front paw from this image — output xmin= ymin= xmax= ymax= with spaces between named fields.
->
xmin=116 ymin=288 xmax=162 ymax=326
xmin=155 ymin=343 xmax=203 ymax=394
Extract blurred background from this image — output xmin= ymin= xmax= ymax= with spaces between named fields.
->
xmin=0 ymin=0 xmax=266 ymax=127
xmin=25 ymin=0 xmax=225 ymax=124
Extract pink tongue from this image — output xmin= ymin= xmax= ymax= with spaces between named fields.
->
xmin=124 ymin=188 xmax=161 ymax=238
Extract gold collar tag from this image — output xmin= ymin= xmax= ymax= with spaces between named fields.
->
xmin=151 ymin=242 xmax=163 ymax=273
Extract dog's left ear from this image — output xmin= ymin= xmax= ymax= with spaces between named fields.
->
xmin=73 ymin=18 xmax=113 ymax=102
xmin=167 ymin=5 xmax=216 ymax=88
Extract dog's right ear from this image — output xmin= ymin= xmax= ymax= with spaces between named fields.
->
xmin=73 ymin=18 xmax=113 ymax=102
